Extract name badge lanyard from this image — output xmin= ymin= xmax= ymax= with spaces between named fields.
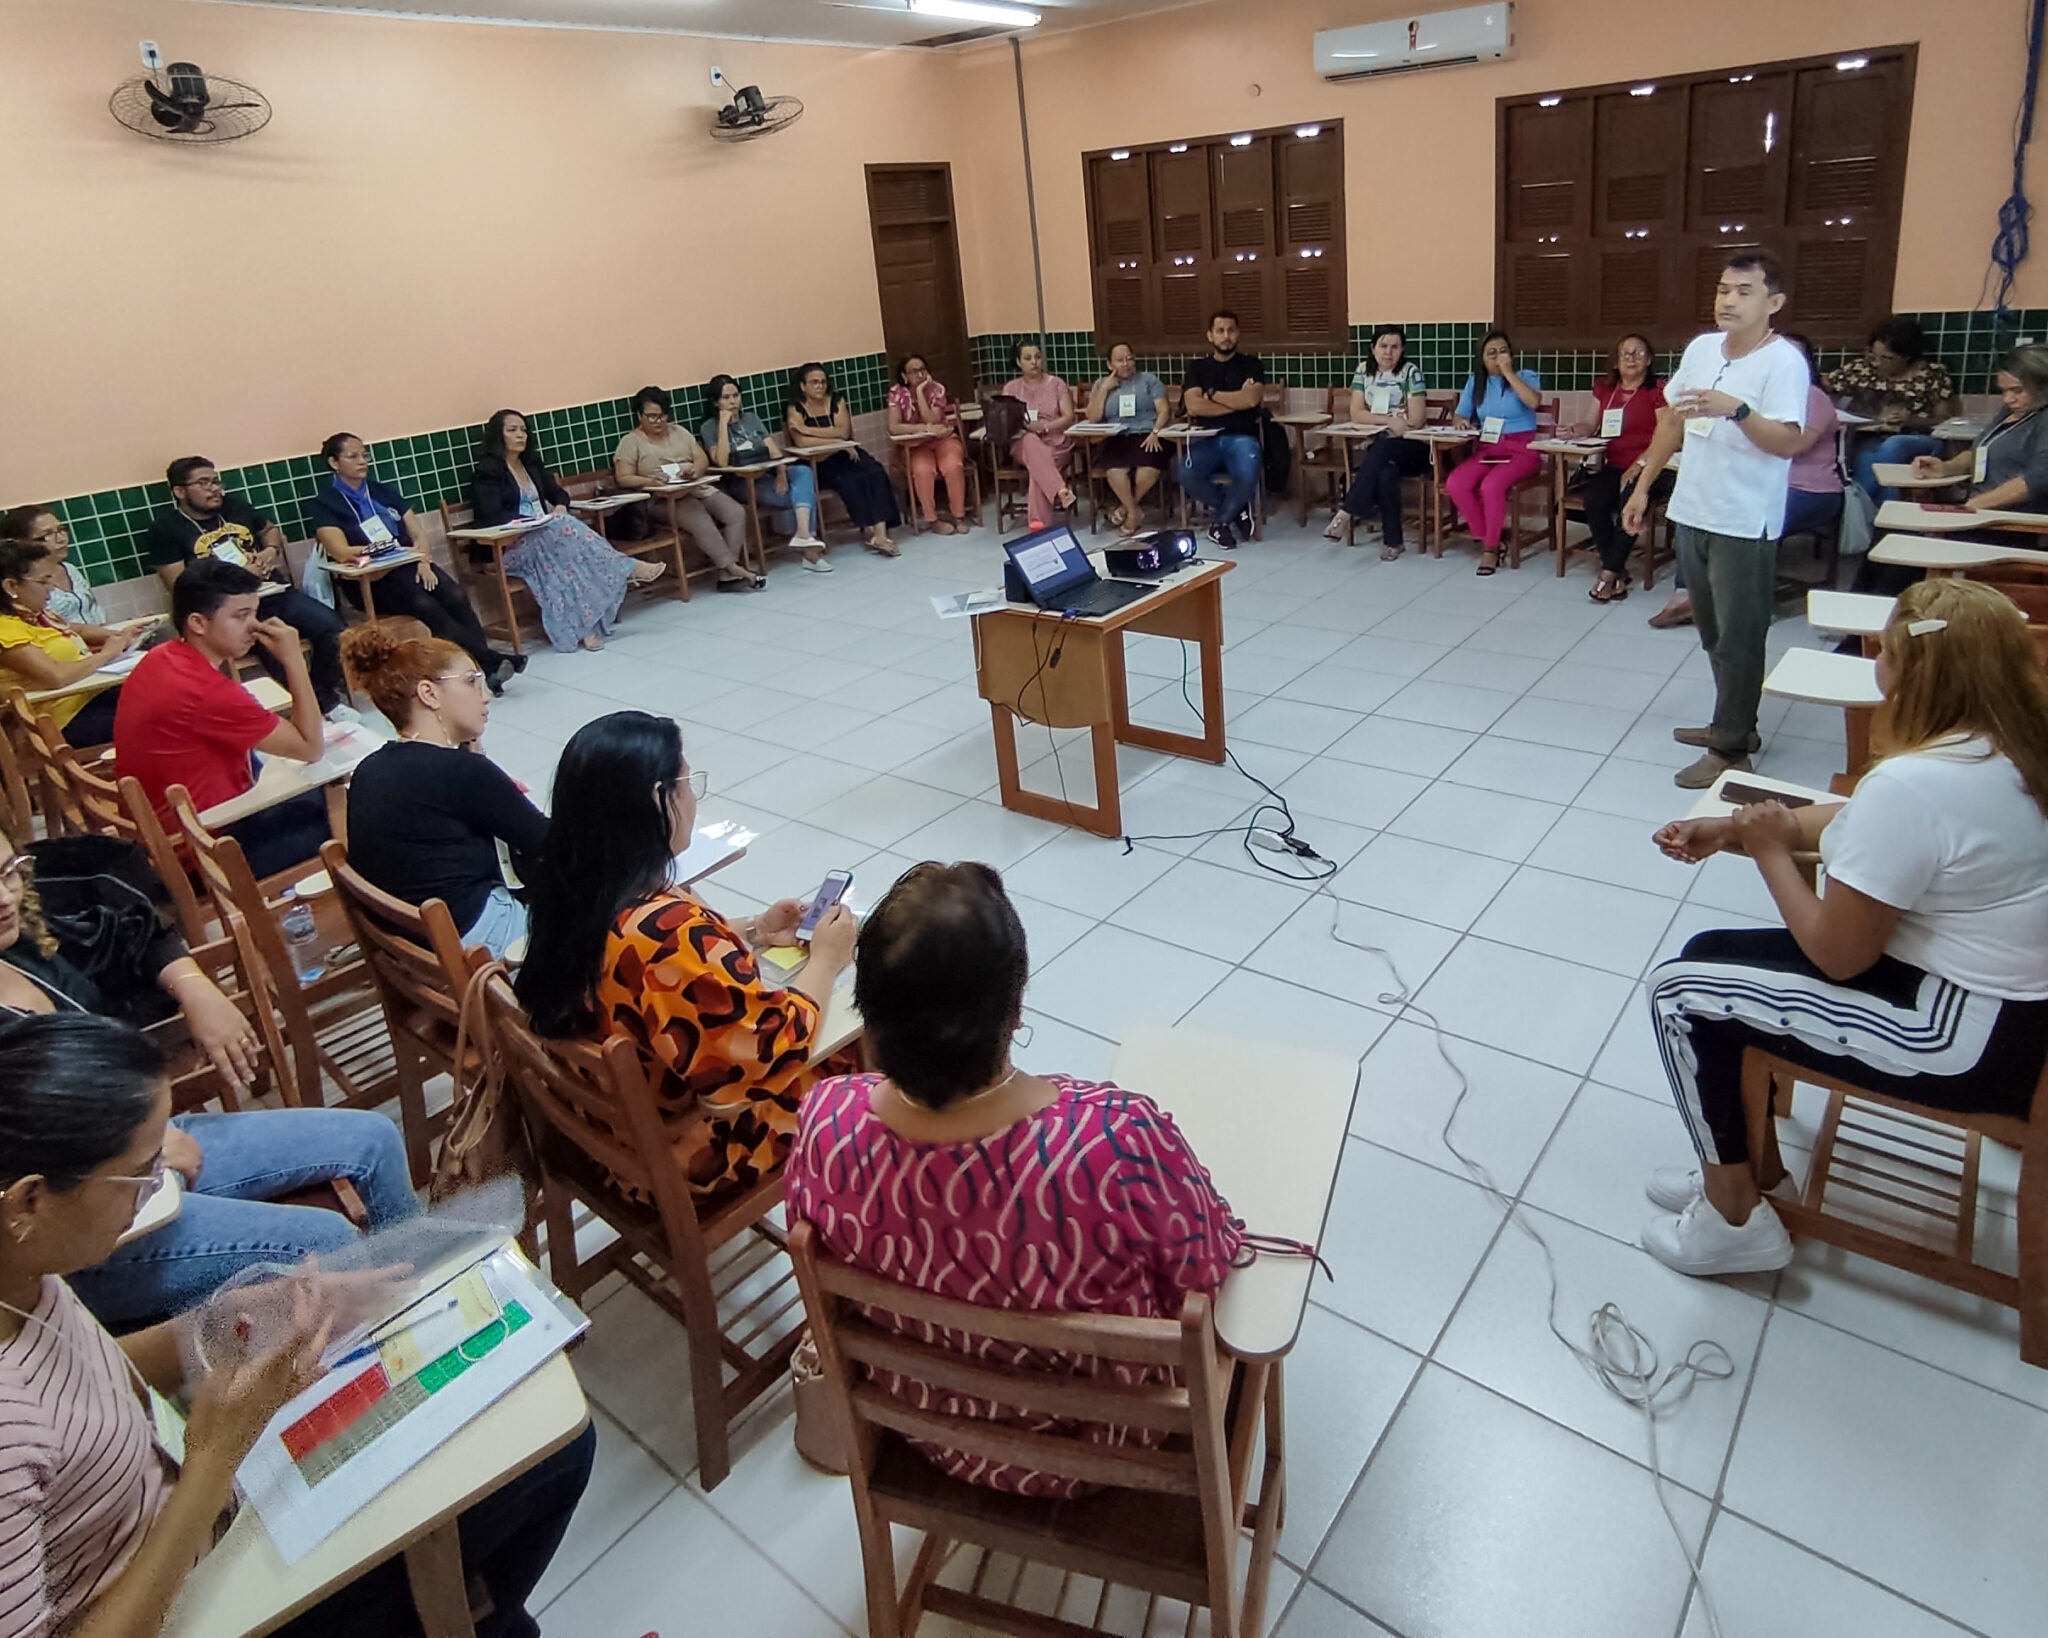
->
xmin=1976 ymin=407 xmax=2039 ymax=485
xmin=1600 ymin=383 xmax=1641 ymax=440
xmin=342 ymin=480 xmax=397 ymax=544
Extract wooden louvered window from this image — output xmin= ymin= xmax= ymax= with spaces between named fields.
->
xmin=1496 ymin=46 xmax=1914 ymax=350
xmin=1083 ymin=120 xmax=1345 ymax=353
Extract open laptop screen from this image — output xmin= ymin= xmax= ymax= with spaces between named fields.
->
xmin=1003 ymin=523 xmax=1094 ymax=604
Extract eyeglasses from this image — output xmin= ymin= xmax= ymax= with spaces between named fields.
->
xmin=181 ymin=476 xmax=225 ymax=490
xmin=100 ymin=1152 xmax=166 ymax=1208
xmin=0 ymin=853 xmax=30 ymax=889
xmin=685 ymin=769 xmax=709 ymax=800
xmin=434 ymin=670 xmax=487 ymax=691
xmin=28 ymin=525 xmax=68 ymax=545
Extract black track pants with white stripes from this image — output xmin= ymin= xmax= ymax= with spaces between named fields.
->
xmin=1647 ymin=927 xmax=2048 ymax=1167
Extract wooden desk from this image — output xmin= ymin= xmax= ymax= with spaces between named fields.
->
xmin=1112 ymin=1023 xmax=1357 ymax=1363
xmin=1762 ymin=647 xmax=1883 ymax=793
xmin=324 ymin=552 xmax=424 ymax=622
xmin=1272 ymin=412 xmax=1332 ymax=525
xmin=1872 ymin=462 xmax=1966 ymax=491
xmin=1530 ymin=437 xmax=1610 ymax=569
xmin=1869 ymin=532 xmax=2048 ymax=573
xmin=973 ymin=557 xmax=1234 ymax=838
xmin=1875 ymin=499 xmax=2048 ymax=535
xmin=810 ymin=972 xmax=865 ymax=1067
xmin=164 ymin=1353 xmax=588 ymax=1638
xmin=198 ymin=722 xmax=385 ymax=829
xmin=1932 ymin=417 xmax=1984 ymax=445
xmin=1683 ymin=768 xmax=1839 ymax=823
xmin=1403 ymin=427 xmax=1481 ymax=555
xmin=1806 ymin=590 xmax=1895 ymax=644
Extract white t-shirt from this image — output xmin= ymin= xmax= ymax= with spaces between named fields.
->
xmin=1663 ymin=331 xmax=1810 ymax=539
xmin=1820 ymin=737 xmax=2048 ymax=1000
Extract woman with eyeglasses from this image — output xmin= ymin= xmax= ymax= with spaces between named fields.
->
xmin=612 ymin=386 xmax=762 ymax=592
xmin=784 ymin=363 xmax=902 ymax=557
xmin=0 ymin=826 xmax=418 ymax=1329
xmin=0 ymin=1012 xmax=593 ymax=1638
xmin=0 ymin=504 xmax=105 ymax=627
xmin=1640 ymin=580 xmax=2048 ymax=1279
xmin=338 ymin=625 xmax=546 ymax=961
xmin=784 ymin=861 xmax=1245 ymax=1496
xmin=0 ymin=535 xmax=143 ymax=747
xmin=515 ymin=711 xmax=858 ymax=1198
xmin=702 ymin=373 xmax=830 ymax=571
xmin=468 ymin=408 xmax=664 ymax=652
xmin=307 ymin=433 xmax=521 ymax=692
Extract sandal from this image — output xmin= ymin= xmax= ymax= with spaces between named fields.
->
xmin=1324 ymin=511 xmax=1349 ymax=541
xmin=1476 ymin=549 xmax=1500 ymax=577
xmin=1589 ymin=572 xmax=1630 ymax=603
xmin=1108 ymin=506 xmax=1127 ymax=531
xmin=1379 ymin=543 xmax=1404 ymax=562
xmin=933 ymin=519 xmax=957 ymax=535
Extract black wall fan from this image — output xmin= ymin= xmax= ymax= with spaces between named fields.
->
xmin=708 ymin=68 xmax=803 ymax=143
xmin=110 ymin=46 xmax=272 ymax=144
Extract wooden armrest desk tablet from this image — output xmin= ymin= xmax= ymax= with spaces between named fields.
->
xmin=972 ymin=557 xmax=1233 ymax=839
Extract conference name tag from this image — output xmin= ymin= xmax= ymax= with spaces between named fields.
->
xmin=1600 ymin=407 xmax=1626 ymax=439
xmin=1480 ymin=416 xmax=1505 ymax=444
xmin=1025 ymin=408 xmax=1040 ymax=423
xmin=1368 ymin=384 xmax=1397 ymax=416
xmin=1975 ymin=444 xmax=1989 ymax=484
xmin=660 ymin=462 xmax=682 ymax=482
xmin=1118 ymin=392 xmax=1138 ymax=420
xmin=1685 ymin=414 xmax=1714 ymax=440
xmin=360 ymin=513 xmax=395 ymax=545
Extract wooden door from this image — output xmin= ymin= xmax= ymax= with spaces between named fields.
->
xmin=865 ymin=164 xmax=972 ymax=400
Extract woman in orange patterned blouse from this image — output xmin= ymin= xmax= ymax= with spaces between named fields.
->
xmin=513 ymin=711 xmax=858 ymax=1195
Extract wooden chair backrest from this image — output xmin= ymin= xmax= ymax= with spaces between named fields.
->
xmin=167 ymin=784 xmax=296 ymax=995
xmin=789 ymin=1218 xmax=1229 ymax=1503
xmin=1327 ymin=384 xmax=1351 ymax=417
xmin=480 ymin=973 xmax=717 ymax=1263
xmin=0 ymin=715 xmax=32 ymax=845
xmin=22 ymin=711 xmax=88 ymax=837
xmin=319 ymin=838 xmax=485 ymax=1051
xmin=1423 ymin=389 xmax=1458 ymax=426
xmin=116 ymin=775 xmax=214 ymax=947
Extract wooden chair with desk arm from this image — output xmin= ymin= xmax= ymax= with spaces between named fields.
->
xmin=478 ymin=970 xmax=809 ymax=1492
xmin=168 ymin=786 xmax=427 ymax=1179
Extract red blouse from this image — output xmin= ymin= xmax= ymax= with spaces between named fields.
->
xmin=1591 ymin=379 xmax=1667 ymax=471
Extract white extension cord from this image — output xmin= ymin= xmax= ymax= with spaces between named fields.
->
xmin=1314 ymin=880 xmax=1733 ymax=1638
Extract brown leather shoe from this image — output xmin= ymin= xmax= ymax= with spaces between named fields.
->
xmin=1672 ymin=726 xmax=1762 ymax=752
xmin=1647 ymin=600 xmax=1694 ymax=629
xmin=1674 ymin=750 xmax=1752 ymax=789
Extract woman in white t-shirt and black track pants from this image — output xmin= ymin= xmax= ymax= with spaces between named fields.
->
xmin=1326 ymin=325 xmax=1434 ymax=558
xmin=1639 ymin=578 xmax=2048 ymax=1278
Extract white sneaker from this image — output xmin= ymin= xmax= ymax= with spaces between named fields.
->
xmin=792 ymin=533 xmax=826 ymax=550
xmin=1644 ymin=1167 xmax=1703 ymax=1213
xmin=1641 ymin=1197 xmax=1793 ymax=1278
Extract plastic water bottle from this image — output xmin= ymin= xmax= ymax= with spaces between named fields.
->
xmin=280 ymin=895 xmax=324 ymax=984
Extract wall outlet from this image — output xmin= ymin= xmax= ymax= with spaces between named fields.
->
xmin=139 ymin=40 xmax=161 ymax=70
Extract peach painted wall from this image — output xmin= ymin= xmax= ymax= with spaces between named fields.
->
xmin=947 ymin=0 xmax=2043 ymax=333
xmin=1 ymin=0 xmax=958 ymax=498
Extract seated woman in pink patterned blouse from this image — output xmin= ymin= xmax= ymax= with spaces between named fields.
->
xmin=784 ymin=861 xmax=1244 ymax=1498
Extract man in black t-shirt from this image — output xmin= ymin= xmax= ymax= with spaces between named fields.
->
xmin=1178 ymin=310 xmax=1267 ymax=550
xmin=144 ymin=456 xmax=348 ymax=713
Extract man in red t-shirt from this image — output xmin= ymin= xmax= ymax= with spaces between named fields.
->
xmin=114 ymin=557 xmax=333 ymax=876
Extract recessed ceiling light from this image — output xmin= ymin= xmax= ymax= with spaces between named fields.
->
xmin=1230 ymin=133 xmax=1253 ymax=147
xmin=1295 ymin=124 xmax=1321 ymax=138
xmin=907 ymin=0 xmax=1041 ymax=26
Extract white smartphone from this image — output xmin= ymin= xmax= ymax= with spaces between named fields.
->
xmin=796 ymin=870 xmax=854 ymax=942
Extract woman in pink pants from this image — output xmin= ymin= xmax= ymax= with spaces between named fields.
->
xmin=887 ymin=355 xmax=971 ymax=532
xmin=1444 ymin=329 xmax=1544 ymax=575
xmin=1002 ymin=340 xmax=1077 ymax=526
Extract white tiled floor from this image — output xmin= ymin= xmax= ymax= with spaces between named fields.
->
xmin=479 ymin=516 xmax=2038 ymax=1638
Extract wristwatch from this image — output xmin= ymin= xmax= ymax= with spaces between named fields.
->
xmin=1732 ymin=402 xmax=1752 ymax=423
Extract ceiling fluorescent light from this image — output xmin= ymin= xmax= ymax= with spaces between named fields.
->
xmin=907 ymin=0 xmax=1041 ymax=25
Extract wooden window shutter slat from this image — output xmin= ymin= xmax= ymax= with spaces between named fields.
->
xmin=1597 ymin=249 xmax=1663 ymax=327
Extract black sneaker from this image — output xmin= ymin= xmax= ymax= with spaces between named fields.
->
xmin=1208 ymin=520 xmax=1239 ymax=551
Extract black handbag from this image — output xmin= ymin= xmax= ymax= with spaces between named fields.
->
xmin=25 ymin=835 xmax=186 ymax=1026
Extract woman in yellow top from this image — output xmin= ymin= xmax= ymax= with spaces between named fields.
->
xmin=513 ymin=710 xmax=858 ymax=1197
xmin=0 ymin=536 xmax=143 ymax=745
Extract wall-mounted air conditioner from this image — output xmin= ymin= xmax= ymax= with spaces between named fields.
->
xmin=1314 ymin=4 xmax=1514 ymax=82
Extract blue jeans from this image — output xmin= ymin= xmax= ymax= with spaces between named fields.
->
xmin=463 ymin=884 xmax=528 ymax=960
xmin=730 ymin=461 xmax=817 ymax=530
xmin=1782 ymin=487 xmax=1844 ymax=540
xmin=1851 ymin=433 xmax=1940 ymax=502
xmin=70 ymin=1107 xmax=419 ymax=1330
xmin=1178 ymin=432 xmax=1261 ymax=530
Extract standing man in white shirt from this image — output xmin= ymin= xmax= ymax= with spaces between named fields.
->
xmin=1625 ymin=251 xmax=1812 ymax=788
